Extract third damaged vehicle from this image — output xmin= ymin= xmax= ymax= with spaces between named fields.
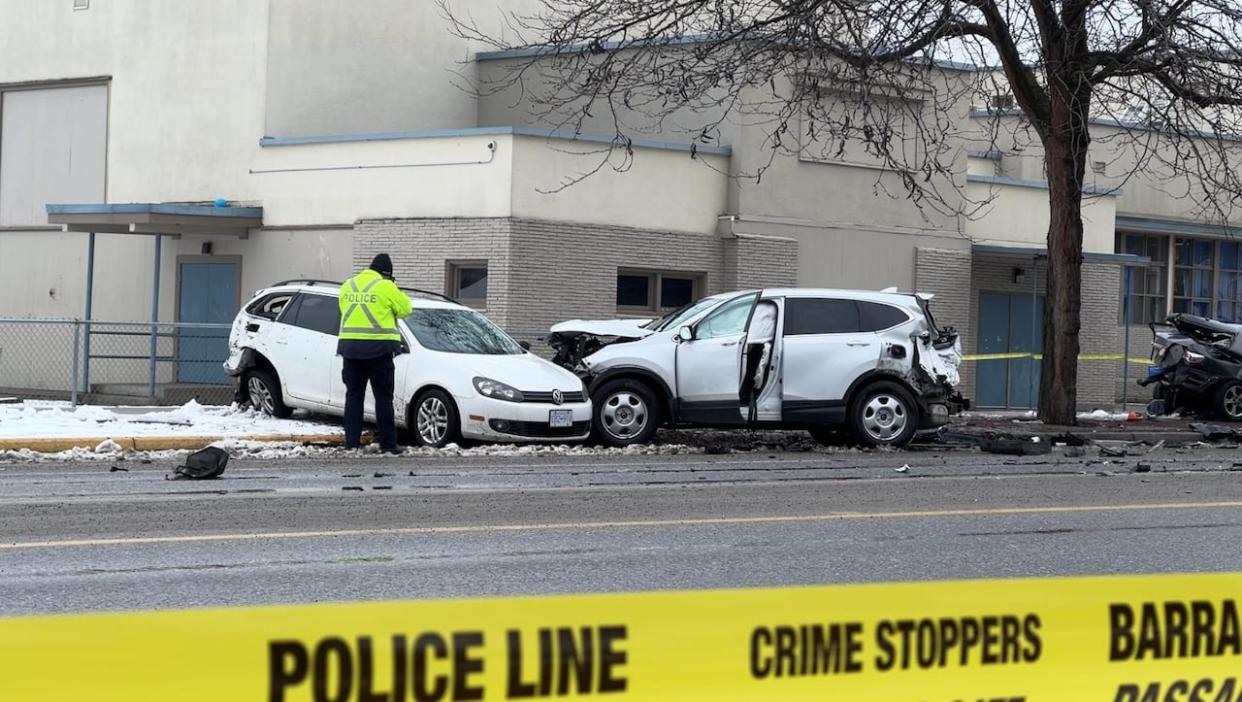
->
xmin=551 ymin=289 xmax=964 ymax=448
xmin=1141 ymin=313 xmax=1242 ymax=420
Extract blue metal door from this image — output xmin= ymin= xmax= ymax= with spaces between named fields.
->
xmin=177 ymin=261 xmax=237 ymax=384
xmin=976 ymin=292 xmax=1045 ymax=408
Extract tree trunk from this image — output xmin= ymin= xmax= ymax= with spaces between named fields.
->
xmin=1038 ymin=109 xmax=1090 ymax=425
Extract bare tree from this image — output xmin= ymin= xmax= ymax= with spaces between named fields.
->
xmin=444 ymin=0 xmax=1242 ymax=424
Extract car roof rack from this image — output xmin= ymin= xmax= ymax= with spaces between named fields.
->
xmin=272 ymin=278 xmax=341 ymax=288
xmin=270 ymin=279 xmax=456 ymax=303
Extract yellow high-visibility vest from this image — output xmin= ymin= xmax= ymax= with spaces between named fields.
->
xmin=337 ymin=269 xmax=412 ymax=342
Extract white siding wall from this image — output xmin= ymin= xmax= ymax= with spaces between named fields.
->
xmin=0 ymin=85 xmax=107 ymax=226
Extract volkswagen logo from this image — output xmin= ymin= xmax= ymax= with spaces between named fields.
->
xmin=551 ymin=389 xmax=564 ymax=405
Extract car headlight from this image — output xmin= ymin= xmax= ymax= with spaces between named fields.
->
xmin=1185 ymin=350 xmax=1205 ymax=364
xmin=473 ymin=377 xmax=524 ymax=402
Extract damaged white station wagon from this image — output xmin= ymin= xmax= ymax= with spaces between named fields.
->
xmin=549 ymin=289 xmax=966 ymax=448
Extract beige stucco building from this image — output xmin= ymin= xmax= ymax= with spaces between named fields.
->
xmin=0 ymin=0 xmax=1237 ymax=408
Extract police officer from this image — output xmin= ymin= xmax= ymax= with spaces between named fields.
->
xmin=338 ymin=253 xmax=413 ymax=452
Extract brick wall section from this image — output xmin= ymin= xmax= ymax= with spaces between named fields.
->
xmin=1079 ymin=262 xmax=1123 ymax=408
xmin=723 ymin=234 xmax=799 ymax=290
xmin=1118 ymin=324 xmax=1156 ymax=406
xmin=914 ymin=246 xmax=974 ymax=396
xmin=966 ymin=255 xmax=1120 ymax=409
xmin=353 ymin=217 xmax=514 ymax=322
xmin=352 ymin=217 xmax=799 ymax=354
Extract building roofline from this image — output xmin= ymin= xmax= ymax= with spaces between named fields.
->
xmin=967 ymin=173 xmax=1120 ymax=197
xmin=1116 ymin=215 xmax=1241 ymax=237
xmin=477 ymin=34 xmax=989 ymax=72
xmin=968 ymin=109 xmax=1242 ymax=143
xmin=972 ymin=243 xmax=1149 ymax=264
xmin=259 ymin=126 xmax=731 ymax=156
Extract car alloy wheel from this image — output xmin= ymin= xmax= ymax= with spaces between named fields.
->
xmin=1220 ymin=383 xmax=1242 ymax=420
xmin=247 ymin=376 xmax=275 ymax=415
xmin=417 ymin=396 xmax=450 ymax=446
xmin=601 ymin=391 xmax=649 ymax=441
xmin=861 ymin=392 xmax=909 ymax=442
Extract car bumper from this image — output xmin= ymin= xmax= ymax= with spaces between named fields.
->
xmin=222 ymin=348 xmax=248 ymax=377
xmin=457 ymin=395 xmax=592 ymax=443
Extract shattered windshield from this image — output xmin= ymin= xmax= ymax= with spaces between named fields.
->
xmin=408 ymin=309 xmax=524 ymax=355
xmin=645 ymin=295 xmax=732 ymax=331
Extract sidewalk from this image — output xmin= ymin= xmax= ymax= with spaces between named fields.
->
xmin=946 ymin=411 xmax=1206 ymax=445
xmin=0 ymin=400 xmax=346 ymax=452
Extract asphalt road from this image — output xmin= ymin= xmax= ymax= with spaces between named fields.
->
xmin=2 ymin=446 xmax=1242 ymax=615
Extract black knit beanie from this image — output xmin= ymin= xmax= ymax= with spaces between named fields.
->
xmin=369 ymin=253 xmax=393 ymax=276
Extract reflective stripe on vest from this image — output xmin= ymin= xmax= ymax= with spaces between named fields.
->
xmin=340 ymin=277 xmax=398 ymax=337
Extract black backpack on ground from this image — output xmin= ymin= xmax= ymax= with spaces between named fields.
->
xmin=173 ymin=447 xmax=229 ymax=480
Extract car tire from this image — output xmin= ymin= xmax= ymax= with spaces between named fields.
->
xmin=592 ymin=378 xmax=662 ymax=447
xmin=848 ymin=380 xmax=919 ymax=449
xmin=807 ymin=426 xmax=849 ymax=447
xmin=1214 ymin=382 xmax=1242 ymax=421
xmin=244 ymin=368 xmax=292 ymax=419
xmin=411 ymin=389 xmax=462 ymax=448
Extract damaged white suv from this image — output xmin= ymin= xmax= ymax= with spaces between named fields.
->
xmin=551 ymin=289 xmax=964 ymax=448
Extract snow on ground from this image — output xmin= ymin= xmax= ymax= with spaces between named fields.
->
xmin=0 ymin=400 xmax=344 ymax=439
xmin=959 ymin=408 xmax=1135 ymax=422
xmin=0 ymin=438 xmax=706 ymax=463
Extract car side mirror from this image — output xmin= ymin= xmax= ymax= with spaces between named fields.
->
xmin=518 ymin=340 xmax=532 ymax=351
xmin=676 ymin=326 xmax=694 ymax=343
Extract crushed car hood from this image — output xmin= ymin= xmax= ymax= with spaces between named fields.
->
xmin=549 ymin=319 xmax=655 ymax=338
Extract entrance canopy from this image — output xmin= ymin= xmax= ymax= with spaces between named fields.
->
xmin=42 ymin=202 xmax=264 ymax=401
xmin=47 ymin=202 xmax=262 ymax=237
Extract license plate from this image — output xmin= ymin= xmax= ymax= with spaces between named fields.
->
xmin=548 ymin=410 xmax=573 ymax=428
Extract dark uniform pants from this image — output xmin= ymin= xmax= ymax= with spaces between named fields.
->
xmin=342 ymin=355 xmax=397 ymax=450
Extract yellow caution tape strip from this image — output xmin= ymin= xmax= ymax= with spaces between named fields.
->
xmin=2 ymin=572 xmax=1241 ymax=700
xmin=962 ymin=352 xmax=1153 ymax=364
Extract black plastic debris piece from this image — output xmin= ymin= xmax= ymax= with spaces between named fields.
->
xmin=1190 ymin=422 xmax=1241 ymax=441
xmin=343 ymin=473 xmax=362 ymax=478
xmin=343 ymin=486 xmax=363 ymax=491
xmin=109 ymin=466 xmax=128 ymax=472
xmin=169 ymin=447 xmax=228 ymax=480
xmin=1050 ymin=432 xmax=1088 ymax=447
xmin=981 ymin=437 xmax=1052 ymax=456
xmin=373 ymin=472 xmax=393 ymax=478
xmin=373 ymin=486 xmax=393 ymax=490
xmin=1134 ymin=463 xmax=1153 ymax=473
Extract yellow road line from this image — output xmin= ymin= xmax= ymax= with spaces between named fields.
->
xmin=7 ymin=499 xmax=1242 ymax=550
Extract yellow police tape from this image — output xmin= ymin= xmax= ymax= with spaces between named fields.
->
xmin=2 ymin=572 xmax=1241 ymax=701
xmin=962 ymin=352 xmax=1153 ymax=364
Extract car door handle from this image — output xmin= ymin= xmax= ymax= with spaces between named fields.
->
xmin=847 ymin=342 xmax=872 ymax=347
xmin=246 ymin=323 xmax=260 ymax=333
xmin=721 ymin=339 xmax=741 ymax=347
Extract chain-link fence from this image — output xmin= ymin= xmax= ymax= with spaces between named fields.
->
xmin=0 ymin=319 xmax=563 ymax=407
xmin=0 ymin=319 xmax=237 ymax=406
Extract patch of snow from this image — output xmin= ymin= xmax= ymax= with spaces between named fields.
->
xmin=0 ymin=435 xmax=702 ymax=463
xmin=94 ymin=439 xmax=122 ymax=454
xmin=0 ymin=400 xmax=343 ymax=440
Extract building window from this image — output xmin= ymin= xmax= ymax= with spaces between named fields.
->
xmin=616 ymin=270 xmax=703 ymax=314
xmin=1174 ymin=237 xmax=1215 ymax=317
xmin=1217 ymin=242 xmax=1242 ymax=323
xmin=447 ymin=262 xmax=488 ymax=308
xmin=1116 ymin=233 xmax=1169 ymax=324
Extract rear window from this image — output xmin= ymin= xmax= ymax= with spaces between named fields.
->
xmin=858 ymin=302 xmax=910 ymax=331
xmin=245 ymin=292 xmax=294 ymax=321
xmin=784 ymin=298 xmax=860 ymax=335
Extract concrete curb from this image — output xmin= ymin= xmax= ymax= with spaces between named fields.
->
xmin=0 ymin=433 xmax=348 ymax=453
